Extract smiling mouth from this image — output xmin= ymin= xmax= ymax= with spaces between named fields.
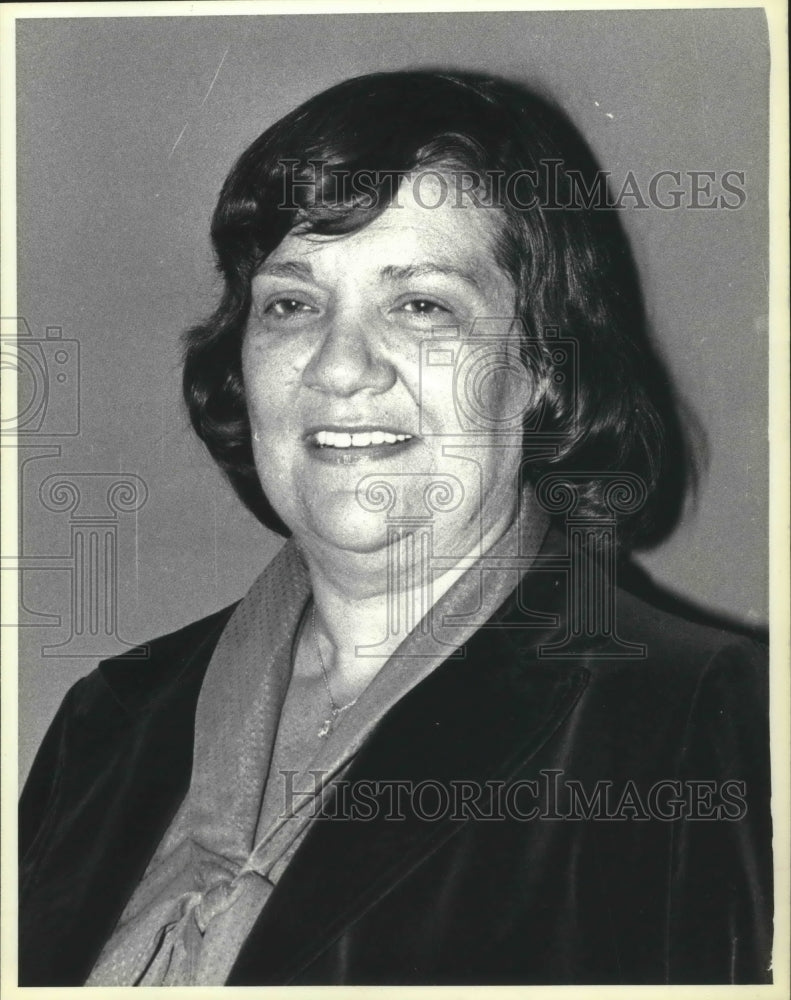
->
xmin=308 ymin=429 xmax=414 ymax=449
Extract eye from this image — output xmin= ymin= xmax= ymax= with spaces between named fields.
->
xmin=399 ymin=298 xmax=450 ymax=316
xmin=263 ymin=297 xmax=317 ymax=319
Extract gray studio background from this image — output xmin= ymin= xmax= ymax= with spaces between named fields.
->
xmin=15 ymin=10 xmax=769 ymax=781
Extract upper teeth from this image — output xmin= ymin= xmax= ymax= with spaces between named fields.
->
xmin=314 ymin=430 xmax=412 ymax=448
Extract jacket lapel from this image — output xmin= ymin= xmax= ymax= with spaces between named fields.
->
xmin=229 ymin=565 xmax=589 ymax=985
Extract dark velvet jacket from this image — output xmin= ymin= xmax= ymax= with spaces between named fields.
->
xmin=19 ymin=543 xmax=772 ymax=986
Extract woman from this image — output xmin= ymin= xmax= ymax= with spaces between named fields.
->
xmin=19 ymin=71 xmax=771 ymax=985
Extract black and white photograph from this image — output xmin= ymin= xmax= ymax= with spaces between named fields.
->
xmin=2 ymin=1 xmax=788 ymax=991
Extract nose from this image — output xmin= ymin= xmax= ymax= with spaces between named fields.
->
xmin=301 ymin=316 xmax=396 ymax=397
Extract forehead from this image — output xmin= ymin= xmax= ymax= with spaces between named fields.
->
xmin=265 ymin=173 xmax=507 ymax=278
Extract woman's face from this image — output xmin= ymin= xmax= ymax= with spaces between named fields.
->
xmin=242 ymin=176 xmax=533 ymax=561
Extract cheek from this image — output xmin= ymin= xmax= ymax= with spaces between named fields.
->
xmin=419 ymin=352 xmax=533 ymax=437
xmin=242 ymin=342 xmax=301 ymax=426
xmin=416 ymin=369 xmax=460 ymax=433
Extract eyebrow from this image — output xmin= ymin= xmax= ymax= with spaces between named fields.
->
xmin=380 ymin=263 xmax=482 ymax=291
xmin=256 ymin=259 xmax=482 ymax=291
xmin=256 ymin=260 xmax=315 ymax=281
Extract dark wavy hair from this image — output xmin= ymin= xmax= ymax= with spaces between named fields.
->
xmin=183 ymin=70 xmax=692 ymax=547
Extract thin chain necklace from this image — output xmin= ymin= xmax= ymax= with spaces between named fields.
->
xmin=312 ymin=604 xmax=358 ymax=738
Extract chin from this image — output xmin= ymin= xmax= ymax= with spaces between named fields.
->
xmin=311 ymin=518 xmax=391 ymax=555
xmin=302 ymin=496 xmax=392 ymax=555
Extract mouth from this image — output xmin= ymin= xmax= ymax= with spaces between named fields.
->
xmin=304 ymin=426 xmax=417 ymax=464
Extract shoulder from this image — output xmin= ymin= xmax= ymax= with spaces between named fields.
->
xmin=582 ymin=585 xmax=769 ymax=727
xmin=613 ymin=585 xmax=767 ymax=670
xmin=519 ymin=580 xmax=770 ymax=766
xmin=21 ymin=603 xmax=239 ymax=832
xmin=611 ymin=587 xmax=768 ymax=708
xmin=573 ymin=587 xmax=770 ymax=774
xmin=74 ymin=602 xmax=239 ymax=719
xmin=19 ymin=602 xmax=235 ymax=859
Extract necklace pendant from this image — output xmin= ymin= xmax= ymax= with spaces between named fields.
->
xmin=311 ymin=604 xmax=357 ymax=738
